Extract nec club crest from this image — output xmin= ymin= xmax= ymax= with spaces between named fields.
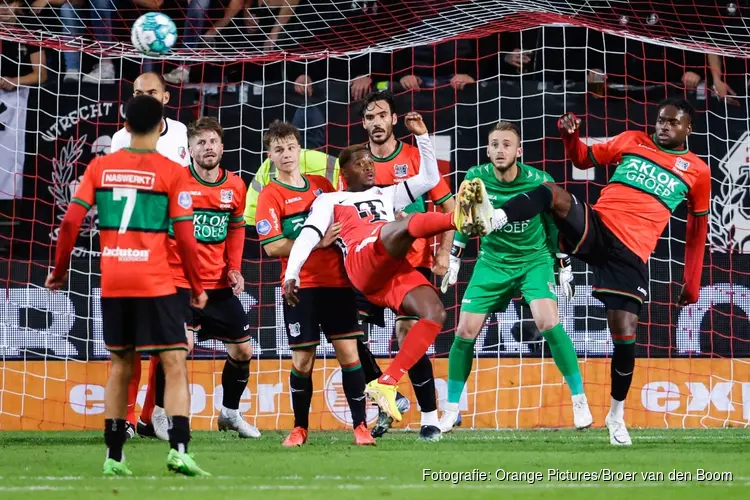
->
xmin=313 ymin=188 xmax=323 ymax=196
xmin=178 ymin=147 xmax=187 ymax=159
xmin=675 ymin=157 xmax=690 ymax=172
xmin=220 ymin=189 xmax=234 ymax=203
xmin=394 ymin=164 xmax=408 ymax=177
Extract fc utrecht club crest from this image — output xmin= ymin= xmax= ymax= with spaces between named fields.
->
xmin=178 ymin=146 xmax=187 ymax=159
xmin=711 ymin=130 xmax=750 ymax=253
xmin=394 ymin=163 xmax=408 ymax=177
xmin=220 ymin=189 xmax=233 ymax=203
xmin=675 ymin=157 xmax=690 ymax=171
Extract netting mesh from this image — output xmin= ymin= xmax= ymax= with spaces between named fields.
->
xmin=0 ymin=1 xmax=749 ymax=431
xmin=0 ymin=1 xmax=748 ymax=61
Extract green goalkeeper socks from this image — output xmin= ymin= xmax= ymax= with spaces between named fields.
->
xmin=447 ymin=336 xmax=476 ymax=404
xmin=541 ymin=323 xmax=584 ymax=396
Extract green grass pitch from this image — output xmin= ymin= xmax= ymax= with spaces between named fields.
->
xmin=0 ymin=429 xmax=748 ymax=499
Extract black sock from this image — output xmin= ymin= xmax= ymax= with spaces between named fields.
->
xmin=104 ymin=418 xmax=127 ymax=462
xmin=501 ymin=184 xmax=553 ymax=222
xmin=222 ymin=355 xmax=250 ymax=410
xmin=408 ymin=355 xmax=437 ymax=413
xmin=290 ymin=366 xmax=313 ymax=429
xmin=168 ymin=415 xmax=190 ymax=453
xmin=155 ymin=360 xmax=165 ymax=408
xmin=356 ymin=337 xmax=382 ymax=383
xmin=341 ymin=362 xmax=367 ymax=428
xmin=610 ymin=342 xmax=636 ymax=401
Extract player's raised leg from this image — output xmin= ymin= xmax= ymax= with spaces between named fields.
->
xmin=393 ymin=318 xmax=440 ymax=441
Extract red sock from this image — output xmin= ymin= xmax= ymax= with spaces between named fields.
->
xmin=379 ymin=319 xmax=442 ymax=384
xmin=140 ymin=356 xmax=160 ymax=424
xmin=406 ymin=212 xmax=455 ymax=239
xmin=126 ymin=353 xmax=142 ymax=425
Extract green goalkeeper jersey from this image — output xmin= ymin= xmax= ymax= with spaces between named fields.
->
xmin=455 ymin=162 xmax=560 ymax=266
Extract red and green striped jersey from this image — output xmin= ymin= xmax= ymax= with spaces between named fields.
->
xmin=167 ymin=164 xmax=246 ymax=290
xmin=71 ymin=148 xmax=194 ymax=298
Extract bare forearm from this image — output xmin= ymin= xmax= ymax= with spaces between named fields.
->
xmin=707 ymin=53 xmax=723 ymax=81
xmin=263 ymin=238 xmax=295 ymax=257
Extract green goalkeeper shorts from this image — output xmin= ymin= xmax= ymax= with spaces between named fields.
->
xmin=460 ymin=257 xmax=557 ymax=315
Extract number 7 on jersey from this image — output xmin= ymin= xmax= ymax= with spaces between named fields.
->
xmin=112 ymin=187 xmax=137 ymax=234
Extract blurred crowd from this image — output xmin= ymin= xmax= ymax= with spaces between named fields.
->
xmin=0 ymin=0 xmax=749 ymax=103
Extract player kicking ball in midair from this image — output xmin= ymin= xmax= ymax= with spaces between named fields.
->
xmin=138 ymin=117 xmax=261 ymax=440
xmin=46 ymin=95 xmax=209 ymax=476
xmin=486 ymin=99 xmax=710 ymax=445
xmin=283 ymin=113 xmax=486 ymax=423
xmin=438 ymin=122 xmax=593 ymax=432
xmin=256 ymin=121 xmax=375 ymax=447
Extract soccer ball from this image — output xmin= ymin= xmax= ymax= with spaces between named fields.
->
xmin=131 ymin=12 xmax=177 ymax=56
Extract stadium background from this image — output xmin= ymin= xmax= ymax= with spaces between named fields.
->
xmin=0 ymin=0 xmax=748 ymax=430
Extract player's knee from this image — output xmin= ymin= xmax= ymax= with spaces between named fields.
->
xmin=228 ymin=341 xmax=253 ymax=362
xmin=456 ymin=326 xmax=480 ymax=341
xmin=333 ymin=339 xmax=359 ymax=366
xmin=291 ymin=348 xmax=316 ymax=373
xmin=544 ymin=183 xmax=573 ymax=218
xmin=110 ymin=352 xmax=134 ymax=381
xmin=534 ymin=318 xmax=559 ymax=333
xmin=159 ymin=350 xmax=188 ymax=377
xmin=424 ymin=302 xmax=447 ymax=326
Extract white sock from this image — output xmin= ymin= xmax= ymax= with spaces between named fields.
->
xmin=492 ymin=209 xmax=508 ymax=230
xmin=421 ymin=410 xmax=439 ymax=427
xmin=609 ymin=397 xmax=625 ymax=420
xmin=444 ymin=402 xmax=459 ymax=413
xmin=222 ymin=406 xmax=238 ymax=417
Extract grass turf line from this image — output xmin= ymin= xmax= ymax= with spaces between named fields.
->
xmin=0 ymin=429 xmax=748 ymax=500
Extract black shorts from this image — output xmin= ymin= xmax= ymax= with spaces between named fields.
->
xmin=283 ymin=287 xmax=362 ymax=350
xmin=556 ymin=197 xmax=648 ymax=316
xmin=177 ymin=288 xmax=251 ymax=344
xmin=355 ymin=267 xmax=432 ymax=325
xmin=101 ymin=294 xmax=188 ymax=353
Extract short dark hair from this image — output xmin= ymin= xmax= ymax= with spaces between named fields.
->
xmin=263 ymin=120 xmax=301 ymax=150
xmin=125 ymin=95 xmax=163 ymax=135
xmin=657 ymin=98 xmax=695 ymax=124
xmin=188 ymin=116 xmax=224 ymax=143
xmin=339 ymin=144 xmax=369 ymax=169
xmin=489 ymin=121 xmax=521 ymax=141
xmin=138 ymin=71 xmax=168 ymax=91
xmin=360 ymin=90 xmax=396 ymax=118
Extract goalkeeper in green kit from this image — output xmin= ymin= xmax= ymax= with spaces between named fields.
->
xmin=439 ymin=122 xmax=592 ymax=432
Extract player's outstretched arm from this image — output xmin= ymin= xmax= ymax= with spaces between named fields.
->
xmin=392 ymin=112 xmax=440 ymax=211
xmin=679 ymin=213 xmax=708 ymax=306
xmin=282 ymin=194 xmax=334 ymax=304
xmin=558 ymin=112 xmax=597 ymax=169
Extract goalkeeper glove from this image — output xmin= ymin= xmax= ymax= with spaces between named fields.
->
xmin=556 ymin=253 xmax=575 ymax=300
xmin=440 ymin=241 xmax=465 ymax=293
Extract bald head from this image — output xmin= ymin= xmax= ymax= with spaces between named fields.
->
xmin=133 ymin=72 xmax=170 ymax=107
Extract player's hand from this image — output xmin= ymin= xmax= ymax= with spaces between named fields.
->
xmin=404 ymin=112 xmax=428 ymax=135
xmin=283 ymin=279 xmax=300 ymax=306
xmin=440 ymin=255 xmax=461 ymax=293
xmin=227 ymin=269 xmax=244 ymax=296
xmin=44 ymin=272 xmax=67 ymax=291
xmin=450 ymin=73 xmax=475 ymax=91
xmin=556 ymin=254 xmax=575 ymax=300
xmin=677 ymin=284 xmax=699 ymax=307
xmin=400 ymin=75 xmax=422 ymax=91
xmin=681 ymin=71 xmax=702 ymax=89
xmin=294 ymin=74 xmax=313 ymax=96
xmin=191 ymin=291 xmax=208 ymax=310
xmin=350 ymin=75 xmax=372 ymax=101
xmin=314 ymin=222 xmax=341 ymax=249
xmin=432 ymin=247 xmax=450 ymax=277
xmin=558 ymin=112 xmax=581 ymax=137
xmin=395 ymin=210 xmax=408 ymax=221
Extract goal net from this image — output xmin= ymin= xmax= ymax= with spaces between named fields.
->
xmin=0 ymin=0 xmax=748 ymax=431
